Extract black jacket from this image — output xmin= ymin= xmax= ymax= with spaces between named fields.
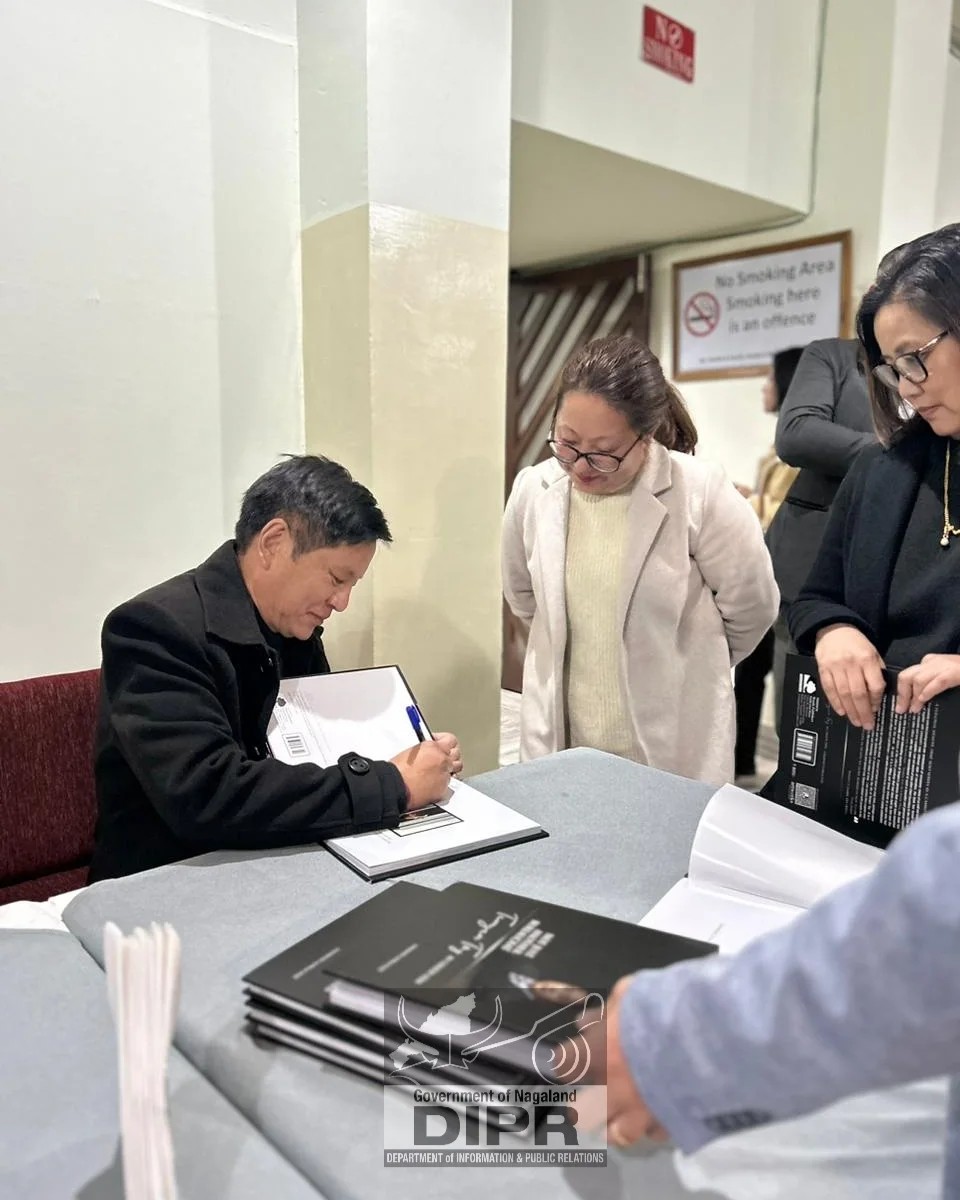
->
xmin=765 ymin=339 xmax=876 ymax=605
xmin=787 ymin=423 xmax=960 ymax=655
xmin=90 ymin=542 xmax=407 ymax=881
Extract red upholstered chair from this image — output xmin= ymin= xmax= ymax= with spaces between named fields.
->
xmin=0 ymin=669 xmax=100 ymax=905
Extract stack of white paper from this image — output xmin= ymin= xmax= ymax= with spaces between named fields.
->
xmin=104 ymin=921 xmax=181 ymax=1200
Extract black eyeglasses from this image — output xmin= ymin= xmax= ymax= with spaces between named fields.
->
xmin=872 ymin=330 xmax=950 ymax=391
xmin=547 ymin=433 xmax=642 ymax=474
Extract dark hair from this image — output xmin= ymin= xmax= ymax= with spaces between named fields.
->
xmin=771 ymin=346 xmax=806 ymax=410
xmin=553 ymin=334 xmax=698 ymax=453
xmin=857 ymin=223 xmax=960 ymax=444
xmin=235 ymin=455 xmax=392 ymax=555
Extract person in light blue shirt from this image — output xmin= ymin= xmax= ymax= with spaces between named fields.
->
xmin=601 ymin=798 xmax=959 ymax=1198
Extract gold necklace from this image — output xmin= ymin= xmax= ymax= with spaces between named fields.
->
xmin=942 ymin=440 xmax=960 ymax=547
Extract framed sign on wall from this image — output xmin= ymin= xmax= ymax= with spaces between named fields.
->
xmin=672 ymin=230 xmax=852 ymax=381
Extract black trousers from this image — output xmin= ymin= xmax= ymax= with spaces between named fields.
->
xmin=733 ymin=626 xmax=775 ymax=776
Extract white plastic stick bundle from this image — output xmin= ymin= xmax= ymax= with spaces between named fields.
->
xmin=104 ymin=921 xmax=181 ymax=1200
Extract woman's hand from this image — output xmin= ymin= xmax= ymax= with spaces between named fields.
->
xmin=814 ymin=624 xmax=886 ymax=730
xmin=895 ymin=655 xmax=960 ymax=714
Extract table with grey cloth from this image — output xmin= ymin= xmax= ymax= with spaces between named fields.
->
xmin=61 ymin=748 xmax=723 ymax=1200
xmin=0 ymin=928 xmax=324 ymax=1200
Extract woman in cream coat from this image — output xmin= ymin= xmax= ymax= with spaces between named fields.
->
xmin=502 ymin=335 xmax=778 ymax=788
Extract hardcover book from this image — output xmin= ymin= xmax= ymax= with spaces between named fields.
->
xmin=266 ymin=665 xmax=545 ymax=878
xmin=321 ymin=880 xmax=716 ymax=1079
xmin=243 ymin=878 xmax=715 ymax=1084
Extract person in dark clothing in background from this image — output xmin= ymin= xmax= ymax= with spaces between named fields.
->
xmin=733 ymin=345 xmax=804 ymax=784
xmin=763 ymin=337 xmax=875 ymax=720
xmin=789 ymin=223 xmax=960 ymax=729
xmin=90 ymin=455 xmax=462 ymax=881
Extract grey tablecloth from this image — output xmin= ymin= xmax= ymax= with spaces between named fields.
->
xmin=63 ymin=749 xmax=719 ymax=1199
xmin=0 ymin=928 xmax=323 ymax=1200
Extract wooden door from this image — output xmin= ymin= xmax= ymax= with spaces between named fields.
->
xmin=502 ymin=254 xmax=652 ymax=691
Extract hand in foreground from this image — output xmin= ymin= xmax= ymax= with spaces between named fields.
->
xmin=814 ymin=624 xmax=886 ymax=730
xmin=573 ymin=976 xmax=670 ymax=1150
xmin=433 ymin=732 xmax=463 ymax=777
xmin=896 ymin=654 xmax=960 ymax=714
xmin=390 ymin=738 xmax=457 ymax=811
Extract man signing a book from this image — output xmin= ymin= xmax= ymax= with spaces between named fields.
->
xmin=89 ymin=455 xmax=462 ymax=881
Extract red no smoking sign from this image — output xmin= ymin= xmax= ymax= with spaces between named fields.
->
xmin=641 ymin=6 xmax=695 ymax=83
xmin=683 ymin=292 xmax=720 ymax=337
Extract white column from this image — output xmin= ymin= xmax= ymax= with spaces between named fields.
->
xmin=877 ymin=0 xmax=952 ymax=256
xmin=298 ymin=0 xmax=512 ymax=771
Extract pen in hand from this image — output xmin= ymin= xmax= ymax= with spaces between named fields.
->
xmin=405 ymin=704 xmax=427 ymax=743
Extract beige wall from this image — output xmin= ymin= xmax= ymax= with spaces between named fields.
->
xmin=650 ymin=0 xmax=899 ymax=488
xmin=302 ymin=204 xmax=508 ymax=772
xmin=298 ymin=0 xmax=511 ymax=774
xmin=0 ymin=0 xmax=302 ymax=681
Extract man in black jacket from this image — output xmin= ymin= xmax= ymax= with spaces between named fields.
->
xmin=90 ymin=455 xmax=461 ymax=881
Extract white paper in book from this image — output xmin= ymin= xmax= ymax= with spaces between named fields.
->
xmin=266 ymin=666 xmax=540 ymax=876
xmin=267 ymin=666 xmax=432 ymax=766
xmin=325 ymin=778 xmax=540 ymax=875
xmin=641 ymin=784 xmax=884 ymax=953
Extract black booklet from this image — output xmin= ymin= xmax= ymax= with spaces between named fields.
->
xmin=776 ymin=653 xmax=960 ymax=847
xmin=243 ymin=879 xmax=715 ymax=1084
xmin=321 ymin=880 xmax=716 ymax=1078
xmin=243 ymin=881 xmax=530 ymax=1090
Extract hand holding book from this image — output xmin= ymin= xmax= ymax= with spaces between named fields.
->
xmin=812 ymin=623 xmax=885 ymax=731
xmin=895 ymin=653 xmax=960 ymax=714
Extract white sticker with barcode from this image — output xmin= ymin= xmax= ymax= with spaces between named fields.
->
xmin=792 ymin=728 xmax=818 ymax=766
xmin=282 ymin=732 xmax=309 ymax=758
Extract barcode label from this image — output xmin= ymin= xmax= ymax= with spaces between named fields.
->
xmin=791 ymin=782 xmax=818 ymax=811
xmin=283 ymin=732 xmax=309 ymax=758
xmin=792 ymin=729 xmax=818 ymax=766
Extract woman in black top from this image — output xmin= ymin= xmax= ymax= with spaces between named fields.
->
xmin=789 ymin=223 xmax=960 ymax=729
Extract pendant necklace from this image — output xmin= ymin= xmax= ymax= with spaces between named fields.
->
xmin=941 ymin=439 xmax=960 ymax=548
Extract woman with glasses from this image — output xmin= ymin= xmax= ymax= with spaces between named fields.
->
xmin=501 ymin=333 xmax=778 ymax=787
xmin=789 ymin=223 xmax=960 ymax=729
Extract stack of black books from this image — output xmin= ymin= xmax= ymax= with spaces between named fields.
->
xmin=243 ymin=880 xmax=716 ymax=1094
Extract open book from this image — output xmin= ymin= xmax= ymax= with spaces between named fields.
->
xmin=265 ymin=666 xmax=545 ymax=879
xmin=640 ymin=784 xmax=884 ymax=954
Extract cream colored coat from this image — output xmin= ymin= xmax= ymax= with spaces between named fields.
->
xmin=502 ymin=447 xmax=779 ymax=787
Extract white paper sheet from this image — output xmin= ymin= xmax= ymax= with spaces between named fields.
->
xmin=268 ymin=667 xmax=431 ymax=766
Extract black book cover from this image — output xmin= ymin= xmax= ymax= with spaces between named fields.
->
xmin=776 ymin=654 xmax=960 ymax=847
xmin=244 ymin=995 xmax=524 ymax=1090
xmin=322 ymin=880 xmax=716 ymax=1079
xmin=243 ymin=880 xmax=444 ymax=1004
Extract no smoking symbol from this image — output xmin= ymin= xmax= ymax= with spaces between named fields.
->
xmin=684 ymin=291 xmax=720 ymax=337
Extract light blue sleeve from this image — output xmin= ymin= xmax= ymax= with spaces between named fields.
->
xmin=619 ymin=802 xmax=960 ymax=1154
